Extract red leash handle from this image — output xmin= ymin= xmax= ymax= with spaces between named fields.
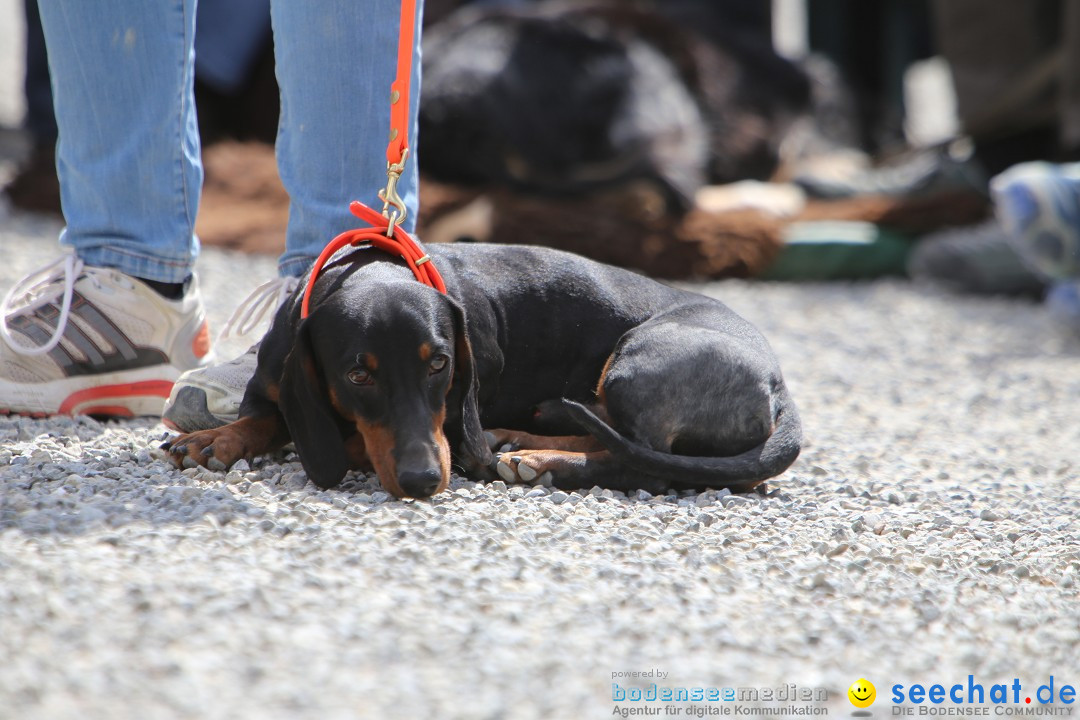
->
xmin=301 ymin=202 xmax=445 ymax=318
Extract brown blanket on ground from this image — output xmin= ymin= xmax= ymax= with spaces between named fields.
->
xmin=195 ymin=141 xmax=989 ymax=279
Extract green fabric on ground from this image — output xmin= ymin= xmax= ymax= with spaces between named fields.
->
xmin=760 ymin=221 xmax=912 ymax=280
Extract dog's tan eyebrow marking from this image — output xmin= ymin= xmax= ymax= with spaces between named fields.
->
xmin=363 ymin=352 xmax=379 ymax=370
xmin=419 ymin=343 xmax=432 ymax=361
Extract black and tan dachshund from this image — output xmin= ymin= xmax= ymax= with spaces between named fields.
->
xmin=164 ymin=244 xmax=801 ymax=498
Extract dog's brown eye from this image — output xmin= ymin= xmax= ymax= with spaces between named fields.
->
xmin=429 ymin=355 xmax=449 ymax=374
xmin=347 ymin=369 xmax=373 ymax=386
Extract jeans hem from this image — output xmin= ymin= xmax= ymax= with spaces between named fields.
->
xmin=73 ymin=244 xmax=196 ymax=283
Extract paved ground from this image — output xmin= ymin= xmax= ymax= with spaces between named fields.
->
xmin=1 ymin=2 xmax=1077 ymax=718
xmin=2 ymin=208 xmax=1078 ymax=719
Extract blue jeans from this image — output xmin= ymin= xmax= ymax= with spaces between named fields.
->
xmin=36 ymin=0 xmax=423 ymax=283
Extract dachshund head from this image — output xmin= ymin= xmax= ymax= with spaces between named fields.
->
xmin=278 ymin=281 xmax=488 ymax=498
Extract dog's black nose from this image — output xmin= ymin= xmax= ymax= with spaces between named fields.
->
xmin=398 ymin=469 xmax=442 ymax=498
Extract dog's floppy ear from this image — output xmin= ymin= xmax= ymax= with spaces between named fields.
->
xmin=446 ymin=298 xmax=491 ymax=471
xmin=278 ymin=315 xmax=350 ymax=489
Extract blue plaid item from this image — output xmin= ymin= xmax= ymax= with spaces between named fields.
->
xmin=992 ymin=161 xmax=1080 ymax=282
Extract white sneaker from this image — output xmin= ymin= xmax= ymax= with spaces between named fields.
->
xmin=0 ymin=251 xmax=214 ymax=417
xmin=162 ymin=275 xmax=298 ymax=431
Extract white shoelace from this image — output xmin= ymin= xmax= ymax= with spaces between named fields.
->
xmin=0 ymin=251 xmax=88 ymax=356
xmin=219 ymin=276 xmax=300 ymax=339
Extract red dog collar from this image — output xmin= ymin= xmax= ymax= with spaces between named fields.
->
xmin=300 ymin=201 xmax=445 ymax=319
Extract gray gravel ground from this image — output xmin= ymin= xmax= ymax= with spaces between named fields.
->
xmin=2 ymin=207 xmax=1078 ymax=720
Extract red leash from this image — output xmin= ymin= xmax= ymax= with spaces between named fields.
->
xmin=386 ymin=0 xmax=417 ymax=169
xmin=301 ymin=0 xmax=442 ymax=319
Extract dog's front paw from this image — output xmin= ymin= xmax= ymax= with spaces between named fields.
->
xmin=494 ymin=451 xmax=554 ymax=486
xmin=162 ymin=428 xmax=249 ymax=472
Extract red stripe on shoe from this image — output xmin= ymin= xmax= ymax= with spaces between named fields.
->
xmin=77 ymin=405 xmax=136 ymax=418
xmin=59 ymin=380 xmax=175 ymax=415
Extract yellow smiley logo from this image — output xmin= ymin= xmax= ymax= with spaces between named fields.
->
xmin=848 ymin=679 xmax=876 ymax=708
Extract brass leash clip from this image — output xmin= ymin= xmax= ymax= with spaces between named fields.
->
xmin=378 ymin=147 xmax=410 ymax=237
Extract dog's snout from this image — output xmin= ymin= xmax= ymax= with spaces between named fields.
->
xmin=398 ymin=468 xmax=442 ymax=498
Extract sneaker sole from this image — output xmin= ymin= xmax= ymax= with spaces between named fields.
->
xmin=161 ymin=385 xmax=234 ymax=432
xmin=0 ymin=365 xmax=183 ymax=418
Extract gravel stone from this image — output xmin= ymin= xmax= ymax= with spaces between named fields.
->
xmin=549 ymin=491 xmax=569 ymax=505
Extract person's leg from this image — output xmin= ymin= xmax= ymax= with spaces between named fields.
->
xmin=195 ymin=0 xmax=272 ymax=96
xmin=932 ymin=0 xmax=1061 ymax=174
xmin=4 ymin=0 xmax=61 ymax=214
xmin=1 ymin=0 xmax=212 ymax=417
xmin=162 ymin=0 xmax=426 ymax=432
xmin=37 ymin=0 xmax=202 ymax=284
xmin=1059 ymin=1 xmax=1080 ymax=154
xmin=272 ymin=0 xmax=424 ymax=277
xmin=22 ymin=0 xmax=56 ymax=145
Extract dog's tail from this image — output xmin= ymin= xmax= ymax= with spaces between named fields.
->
xmin=562 ymin=394 xmax=802 ymax=489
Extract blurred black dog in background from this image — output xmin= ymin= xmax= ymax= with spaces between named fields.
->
xmin=419 ymin=0 xmax=812 ymax=212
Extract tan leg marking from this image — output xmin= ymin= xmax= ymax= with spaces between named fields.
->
xmin=486 ymin=428 xmax=603 ymax=453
